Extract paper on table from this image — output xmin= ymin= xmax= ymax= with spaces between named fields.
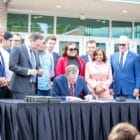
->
xmin=66 ymin=96 xmax=83 ymax=101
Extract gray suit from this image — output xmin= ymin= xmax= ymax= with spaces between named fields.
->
xmin=9 ymin=44 xmax=40 ymax=99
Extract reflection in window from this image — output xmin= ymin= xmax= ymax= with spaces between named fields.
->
xmin=7 ymin=13 xmax=28 ymax=32
xmin=97 ymin=43 xmax=106 ymax=52
xmin=112 ymin=21 xmax=132 ymax=38
xmin=57 ymin=17 xmax=109 ymax=37
xmin=137 ymin=45 xmax=140 ymax=54
xmin=114 ymin=44 xmax=119 ymax=52
xmin=134 ymin=22 xmax=140 ymax=38
xmin=31 ymin=15 xmax=53 ymax=34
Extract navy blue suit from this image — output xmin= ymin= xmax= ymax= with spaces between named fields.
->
xmin=80 ymin=55 xmax=89 ymax=63
xmin=52 ymin=75 xmax=90 ymax=98
xmin=110 ymin=51 xmax=140 ymax=98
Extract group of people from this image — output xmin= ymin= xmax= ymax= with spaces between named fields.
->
xmin=0 ymin=26 xmax=140 ymax=100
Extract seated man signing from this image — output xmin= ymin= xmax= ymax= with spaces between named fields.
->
xmin=52 ymin=65 xmax=92 ymax=100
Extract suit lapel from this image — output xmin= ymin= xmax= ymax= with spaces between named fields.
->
xmin=63 ymin=76 xmax=70 ymax=96
xmin=115 ymin=52 xmax=120 ymax=66
xmin=86 ymin=55 xmax=89 ymax=62
xmin=74 ymin=78 xmax=80 ymax=96
xmin=123 ymin=52 xmax=131 ymax=68
xmin=22 ymin=45 xmax=32 ymax=67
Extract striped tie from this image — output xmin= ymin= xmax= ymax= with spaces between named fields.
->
xmin=70 ymin=84 xmax=74 ymax=96
xmin=120 ymin=53 xmax=124 ymax=67
xmin=30 ymin=50 xmax=36 ymax=83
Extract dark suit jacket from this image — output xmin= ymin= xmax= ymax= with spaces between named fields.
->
xmin=6 ymin=47 xmax=11 ymax=54
xmin=110 ymin=51 xmax=140 ymax=97
xmin=52 ymin=75 xmax=90 ymax=98
xmin=80 ymin=55 xmax=89 ymax=63
xmin=53 ymin=52 xmax=60 ymax=75
xmin=9 ymin=44 xmax=40 ymax=95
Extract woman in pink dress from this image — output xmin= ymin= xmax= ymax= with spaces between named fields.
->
xmin=85 ymin=48 xmax=113 ymax=99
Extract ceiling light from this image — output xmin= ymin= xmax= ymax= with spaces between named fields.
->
xmin=80 ymin=13 xmax=86 ymax=20
xmin=122 ymin=10 xmax=128 ymax=13
xmin=56 ymin=5 xmax=62 ymax=8
xmin=102 ymin=0 xmax=140 ymax=4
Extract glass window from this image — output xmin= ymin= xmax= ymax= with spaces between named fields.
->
xmin=134 ymin=22 xmax=140 ymax=38
xmin=137 ymin=45 xmax=140 ymax=54
xmin=57 ymin=17 xmax=109 ymax=37
xmin=114 ymin=43 xmax=119 ymax=52
xmin=31 ymin=15 xmax=54 ymax=34
xmin=112 ymin=21 xmax=132 ymax=38
xmin=7 ymin=13 xmax=28 ymax=32
xmin=97 ymin=43 xmax=106 ymax=52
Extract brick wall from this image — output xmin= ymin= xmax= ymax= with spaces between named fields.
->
xmin=0 ymin=1 xmax=8 ymax=30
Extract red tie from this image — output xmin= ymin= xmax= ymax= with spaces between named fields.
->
xmin=70 ymin=84 xmax=74 ymax=96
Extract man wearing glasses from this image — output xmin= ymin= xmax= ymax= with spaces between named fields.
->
xmin=7 ymin=33 xmax=22 ymax=53
xmin=110 ymin=35 xmax=140 ymax=99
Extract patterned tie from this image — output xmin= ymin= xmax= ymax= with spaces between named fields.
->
xmin=30 ymin=50 xmax=36 ymax=82
xmin=70 ymin=84 xmax=74 ymax=96
xmin=120 ymin=53 xmax=124 ymax=67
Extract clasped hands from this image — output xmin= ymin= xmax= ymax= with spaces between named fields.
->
xmin=0 ymin=77 xmax=10 ymax=87
xmin=93 ymin=85 xmax=105 ymax=95
xmin=28 ymin=68 xmax=43 ymax=76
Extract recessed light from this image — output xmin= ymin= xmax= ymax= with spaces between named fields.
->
xmin=56 ymin=5 xmax=62 ymax=8
xmin=122 ymin=10 xmax=128 ymax=13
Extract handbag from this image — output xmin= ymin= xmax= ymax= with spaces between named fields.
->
xmin=0 ymin=86 xmax=12 ymax=99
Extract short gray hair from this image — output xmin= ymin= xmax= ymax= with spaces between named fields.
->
xmin=119 ymin=35 xmax=129 ymax=44
xmin=65 ymin=65 xmax=79 ymax=77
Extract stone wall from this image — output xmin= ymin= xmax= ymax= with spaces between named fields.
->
xmin=0 ymin=1 xmax=8 ymax=30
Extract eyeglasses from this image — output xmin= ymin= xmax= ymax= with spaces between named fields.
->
xmin=119 ymin=43 xmax=126 ymax=46
xmin=13 ymin=40 xmax=21 ymax=42
xmin=43 ymin=42 xmax=46 ymax=45
xmin=67 ymin=48 xmax=77 ymax=52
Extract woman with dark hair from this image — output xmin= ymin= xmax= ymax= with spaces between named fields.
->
xmin=56 ymin=42 xmax=85 ymax=77
xmin=85 ymin=48 xmax=113 ymax=99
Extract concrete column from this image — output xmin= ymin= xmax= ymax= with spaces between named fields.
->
xmin=0 ymin=0 xmax=9 ymax=30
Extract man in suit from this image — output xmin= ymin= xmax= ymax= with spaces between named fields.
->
xmin=52 ymin=65 xmax=91 ymax=99
xmin=110 ymin=35 xmax=140 ymax=99
xmin=80 ymin=40 xmax=97 ymax=63
xmin=9 ymin=32 xmax=43 ymax=99
xmin=45 ymin=35 xmax=59 ymax=80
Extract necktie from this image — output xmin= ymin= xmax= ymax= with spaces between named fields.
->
xmin=70 ymin=84 xmax=74 ymax=96
xmin=0 ymin=52 xmax=5 ymax=77
xmin=30 ymin=50 xmax=36 ymax=69
xmin=120 ymin=53 xmax=124 ymax=67
xmin=30 ymin=50 xmax=36 ymax=82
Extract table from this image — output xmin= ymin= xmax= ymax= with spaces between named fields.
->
xmin=0 ymin=99 xmax=140 ymax=140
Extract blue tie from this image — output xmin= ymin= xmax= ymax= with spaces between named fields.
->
xmin=0 ymin=52 xmax=5 ymax=77
xmin=30 ymin=50 xmax=36 ymax=83
xmin=120 ymin=53 xmax=124 ymax=67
